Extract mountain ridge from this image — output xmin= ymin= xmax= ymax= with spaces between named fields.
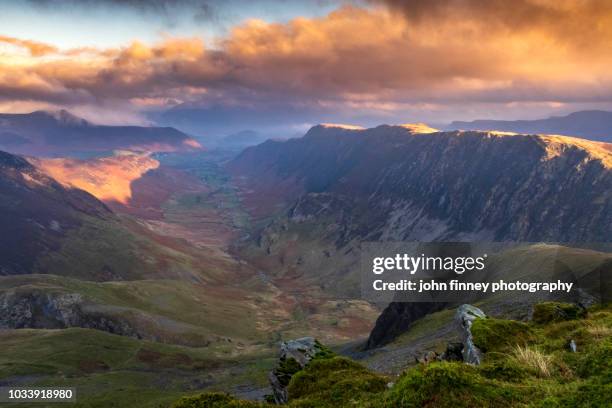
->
xmin=449 ymin=110 xmax=612 ymax=143
xmin=229 ymin=125 xmax=611 ymax=242
xmin=0 ymin=110 xmax=202 ymax=157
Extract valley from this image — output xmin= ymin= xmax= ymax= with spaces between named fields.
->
xmin=3 ymin=2 xmax=612 ymax=405
xmin=0 ymin=144 xmax=381 ymax=406
xmin=0 ymin=123 xmax=610 ymax=407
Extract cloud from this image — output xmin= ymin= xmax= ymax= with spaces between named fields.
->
xmin=0 ymin=35 xmax=58 ymax=56
xmin=375 ymin=0 xmax=612 ymax=50
xmin=3 ymin=1 xmax=612 ymax=122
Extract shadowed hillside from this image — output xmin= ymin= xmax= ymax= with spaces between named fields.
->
xmin=0 ymin=110 xmax=201 ymax=157
xmin=229 ymin=125 xmax=611 ymax=242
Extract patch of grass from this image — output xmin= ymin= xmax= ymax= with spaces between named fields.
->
xmin=312 ymin=339 xmax=335 ymax=360
xmin=287 ymin=357 xmax=387 ymax=407
xmin=172 ymin=392 xmax=265 ymax=408
xmin=0 ymin=328 xmax=274 ymax=408
xmin=586 ymin=323 xmax=612 ymax=338
xmin=471 ymin=318 xmax=536 ymax=352
xmin=383 ymin=362 xmax=527 ymax=408
xmin=0 ymin=275 xmax=271 ymax=347
xmin=479 ymin=359 xmax=530 ymax=382
xmin=33 ymin=215 xmax=203 ymax=282
xmin=532 ymin=302 xmax=586 ymax=325
xmin=173 ymin=357 xmax=388 ymax=408
xmin=274 ymin=357 xmax=302 ymax=387
xmin=574 ymin=338 xmax=612 ymax=378
xmin=512 ymin=345 xmax=552 ymax=377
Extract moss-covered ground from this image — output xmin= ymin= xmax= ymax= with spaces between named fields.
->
xmin=173 ymin=302 xmax=612 ymax=408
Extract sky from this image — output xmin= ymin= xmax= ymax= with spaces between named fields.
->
xmin=2 ymin=0 xmax=612 ymax=129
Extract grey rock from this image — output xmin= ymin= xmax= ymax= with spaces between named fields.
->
xmin=455 ymin=304 xmax=486 ymax=365
xmin=0 ymin=290 xmax=140 ymax=338
xmin=0 ymin=291 xmax=82 ymax=328
xmin=268 ymin=337 xmax=322 ymax=404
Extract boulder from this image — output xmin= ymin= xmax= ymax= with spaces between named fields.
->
xmin=455 ymin=304 xmax=486 ymax=365
xmin=268 ymin=337 xmax=324 ymax=404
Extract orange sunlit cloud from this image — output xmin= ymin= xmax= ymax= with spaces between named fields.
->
xmin=2 ymin=0 xmax=612 ymax=118
xmin=0 ymin=35 xmax=58 ymax=56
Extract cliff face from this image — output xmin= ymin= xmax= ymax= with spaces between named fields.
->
xmin=229 ymin=125 xmax=612 ymax=346
xmin=230 ymin=125 xmax=611 ymax=244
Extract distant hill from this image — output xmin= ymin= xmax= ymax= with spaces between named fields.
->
xmin=0 ymin=110 xmax=202 ymax=157
xmin=449 ymin=110 xmax=612 ymax=143
xmin=219 ymin=130 xmax=272 ymax=149
xmin=157 ymin=103 xmax=315 ymax=138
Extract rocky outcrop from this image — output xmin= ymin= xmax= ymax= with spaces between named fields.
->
xmin=366 ymin=302 xmax=447 ymax=349
xmin=0 ymin=290 xmax=139 ymax=338
xmin=268 ymin=337 xmax=325 ymax=404
xmin=0 ymin=291 xmax=82 ymax=328
xmin=455 ymin=304 xmax=486 ymax=365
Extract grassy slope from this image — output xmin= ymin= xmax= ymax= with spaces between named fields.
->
xmin=0 ymin=328 xmax=276 ymax=408
xmin=32 ymin=214 xmax=208 ymax=282
xmin=174 ymin=302 xmax=612 ymax=408
xmin=0 ymin=274 xmax=277 ymax=348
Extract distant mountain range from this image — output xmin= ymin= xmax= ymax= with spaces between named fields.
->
xmin=156 ymin=103 xmax=324 ymax=139
xmin=449 ymin=110 xmax=612 ymax=143
xmin=0 ymin=110 xmax=202 ymax=157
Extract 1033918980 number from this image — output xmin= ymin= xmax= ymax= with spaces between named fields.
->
xmin=1 ymin=388 xmax=76 ymax=402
